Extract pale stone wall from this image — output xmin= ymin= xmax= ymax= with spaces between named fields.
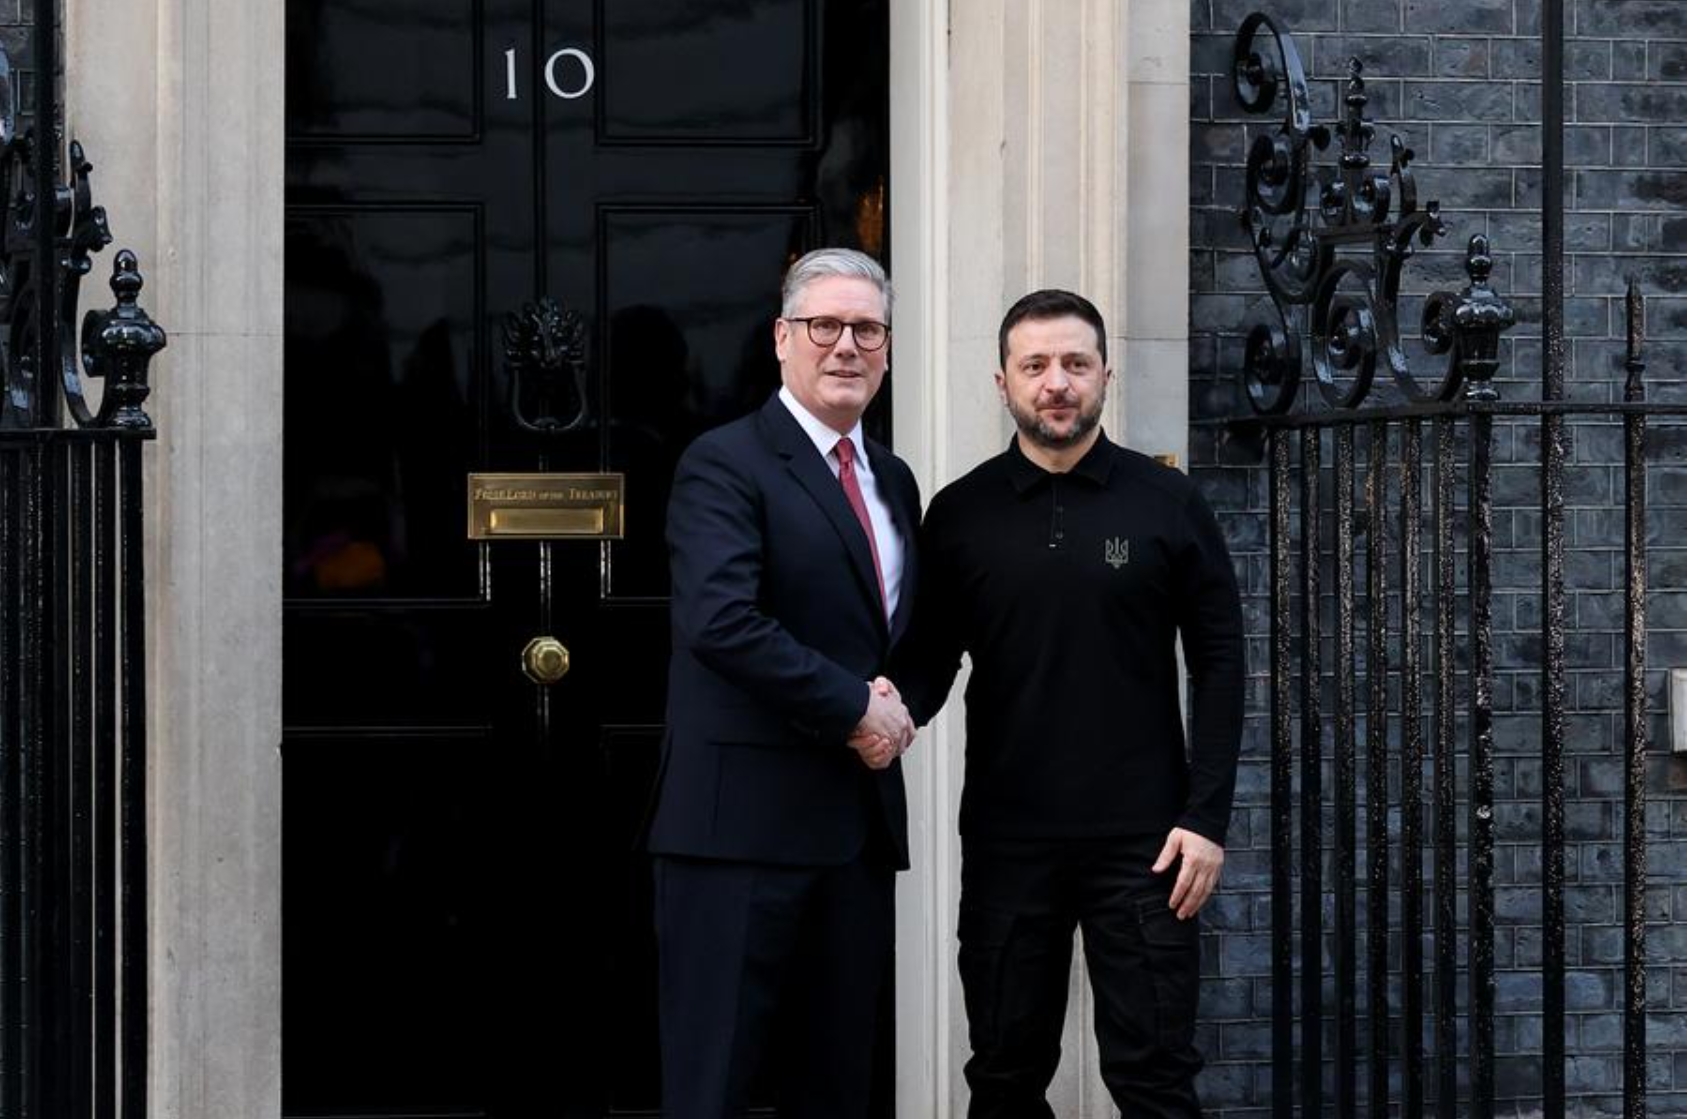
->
xmin=68 ymin=2 xmax=285 ymax=1116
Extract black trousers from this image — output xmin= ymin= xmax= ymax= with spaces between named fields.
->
xmin=957 ymin=835 xmax=1204 ymax=1119
xmin=654 ymin=852 xmax=893 ymax=1119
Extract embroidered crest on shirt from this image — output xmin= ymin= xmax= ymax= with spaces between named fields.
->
xmin=1104 ymin=537 xmax=1130 ymax=568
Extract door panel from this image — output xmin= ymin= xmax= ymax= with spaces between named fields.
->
xmin=286 ymin=0 xmax=484 ymax=141
xmin=600 ymin=207 xmax=813 ymax=599
xmin=284 ymin=207 xmax=483 ymax=601
xmin=284 ymin=1 xmax=890 ymax=1115
xmin=600 ymin=725 xmax=664 ymax=1111
xmin=597 ymin=1 xmax=814 ymax=142
xmin=284 ymin=734 xmax=505 ymax=1111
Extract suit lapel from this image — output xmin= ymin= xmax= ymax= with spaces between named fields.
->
xmin=759 ymin=397 xmax=887 ymax=629
xmin=866 ymin=438 xmax=919 ymax=644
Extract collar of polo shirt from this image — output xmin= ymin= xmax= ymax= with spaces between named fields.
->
xmin=1005 ymin=429 xmax=1116 ymax=495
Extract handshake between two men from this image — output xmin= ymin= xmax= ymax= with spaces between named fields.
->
xmin=849 ymin=676 xmax=910 ymax=770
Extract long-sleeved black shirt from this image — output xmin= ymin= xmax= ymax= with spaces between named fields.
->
xmin=899 ymin=433 xmax=1246 ymax=845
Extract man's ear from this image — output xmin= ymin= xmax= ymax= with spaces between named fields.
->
xmin=773 ymin=317 xmax=792 ymax=363
xmin=994 ymin=369 xmax=1009 ymax=407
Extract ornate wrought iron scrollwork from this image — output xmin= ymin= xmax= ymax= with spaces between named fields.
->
xmin=0 ymin=47 xmax=162 ymax=432
xmin=1232 ymin=17 xmax=1511 ymax=415
xmin=59 ymin=140 xmax=118 ymax=424
xmin=1310 ymin=258 xmax=1383 ymax=410
xmin=503 ymin=297 xmax=589 ymax=434
xmin=1234 ymin=11 xmax=1323 ymax=414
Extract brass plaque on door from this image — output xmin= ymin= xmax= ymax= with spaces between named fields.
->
xmin=467 ymin=473 xmax=625 ymax=540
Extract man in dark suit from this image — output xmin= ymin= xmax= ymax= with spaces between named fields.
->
xmin=646 ymin=248 xmax=920 ymax=1119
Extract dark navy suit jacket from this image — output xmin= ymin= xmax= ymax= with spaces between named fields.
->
xmin=646 ymin=393 xmax=919 ymax=869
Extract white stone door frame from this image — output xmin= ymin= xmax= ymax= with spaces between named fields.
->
xmin=68 ymin=0 xmax=286 ymax=1116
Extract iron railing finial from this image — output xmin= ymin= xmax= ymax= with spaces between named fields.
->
xmin=84 ymin=249 xmax=166 ymax=430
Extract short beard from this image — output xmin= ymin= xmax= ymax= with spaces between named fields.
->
xmin=1007 ymin=393 xmax=1105 ymax=450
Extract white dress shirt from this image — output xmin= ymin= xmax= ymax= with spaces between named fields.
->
xmin=777 ymin=386 xmax=905 ymax=620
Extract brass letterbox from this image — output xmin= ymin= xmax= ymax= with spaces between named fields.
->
xmin=467 ymin=473 xmax=625 ymax=540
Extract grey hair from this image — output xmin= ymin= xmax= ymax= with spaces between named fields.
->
xmin=779 ymin=247 xmax=893 ymax=319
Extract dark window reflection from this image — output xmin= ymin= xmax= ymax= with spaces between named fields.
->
xmin=284 ymin=211 xmax=477 ymax=598
xmin=601 ymin=0 xmax=809 ymax=141
xmin=287 ymin=0 xmax=477 ymax=138
xmin=602 ymin=211 xmax=804 ymax=598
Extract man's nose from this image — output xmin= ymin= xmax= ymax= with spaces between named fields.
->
xmin=830 ymin=326 xmax=861 ymax=356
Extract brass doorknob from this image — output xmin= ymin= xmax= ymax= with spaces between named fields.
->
xmin=521 ymin=636 xmax=571 ymax=685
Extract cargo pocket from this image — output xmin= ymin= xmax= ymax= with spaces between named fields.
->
xmin=1135 ymin=897 xmax=1201 ymax=1054
xmin=957 ymin=902 xmax=1016 ymax=1048
xmin=958 ymin=899 xmax=1076 ymax=1076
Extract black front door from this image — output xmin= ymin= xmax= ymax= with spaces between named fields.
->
xmin=281 ymin=3 xmax=890 ymax=1115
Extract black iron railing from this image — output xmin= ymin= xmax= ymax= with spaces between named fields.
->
xmin=1229 ymin=10 xmax=1681 ymax=1119
xmin=0 ymin=1 xmax=166 ymax=1114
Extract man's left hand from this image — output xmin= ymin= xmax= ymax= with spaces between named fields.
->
xmin=1151 ymin=828 xmax=1225 ymax=920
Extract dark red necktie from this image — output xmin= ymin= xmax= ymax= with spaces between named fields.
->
xmin=834 ymin=438 xmax=887 ymax=614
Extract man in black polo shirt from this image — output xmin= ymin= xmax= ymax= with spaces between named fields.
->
xmin=891 ymin=289 xmax=1244 ymax=1117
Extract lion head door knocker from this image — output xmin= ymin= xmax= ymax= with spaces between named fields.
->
xmin=503 ymin=297 xmax=589 ymax=434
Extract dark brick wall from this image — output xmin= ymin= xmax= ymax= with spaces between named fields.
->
xmin=1188 ymin=1 xmax=1686 ymax=1115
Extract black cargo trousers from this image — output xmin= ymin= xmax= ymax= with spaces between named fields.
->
xmin=957 ymin=833 xmax=1204 ymax=1119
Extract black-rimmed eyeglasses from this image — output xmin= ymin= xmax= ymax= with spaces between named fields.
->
xmin=784 ymin=316 xmax=891 ymax=351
